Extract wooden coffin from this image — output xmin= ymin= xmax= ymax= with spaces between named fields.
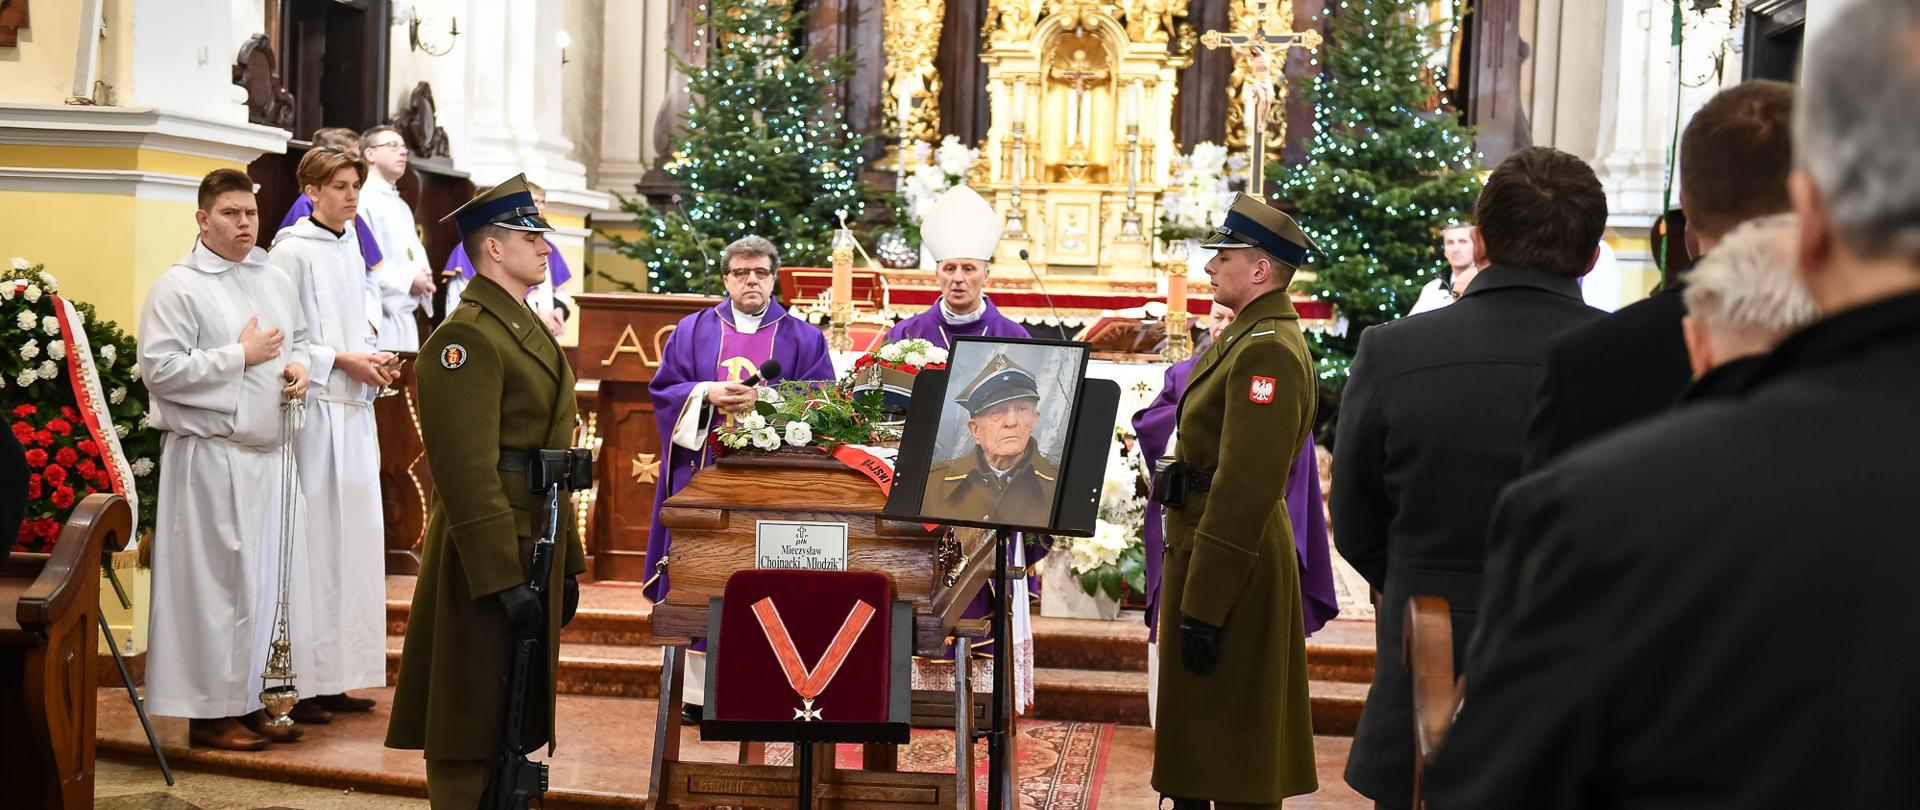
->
xmin=652 ymin=450 xmax=994 ymax=656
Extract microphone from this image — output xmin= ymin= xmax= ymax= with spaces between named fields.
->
xmin=741 ymin=359 xmax=781 ymax=388
xmin=1017 ymin=248 xmax=1065 ymax=331
xmin=673 ymin=193 xmax=716 ymax=295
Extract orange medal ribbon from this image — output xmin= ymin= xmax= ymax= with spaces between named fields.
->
xmin=750 ymin=597 xmax=877 ymax=721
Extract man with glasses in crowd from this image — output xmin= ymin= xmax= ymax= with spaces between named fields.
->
xmin=358 ymin=125 xmax=436 ymax=351
xmin=641 ymin=235 xmax=836 ymax=721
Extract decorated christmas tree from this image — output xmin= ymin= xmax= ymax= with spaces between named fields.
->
xmin=609 ymin=0 xmax=869 ymax=294
xmin=1274 ymin=0 xmax=1481 ymax=413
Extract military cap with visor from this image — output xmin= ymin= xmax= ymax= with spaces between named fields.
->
xmin=954 ymin=353 xmax=1041 ymax=415
xmin=1201 ymin=193 xmax=1317 ymax=269
xmin=441 ymin=173 xmax=554 ymax=239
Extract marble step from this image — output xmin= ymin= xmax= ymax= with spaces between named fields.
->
xmin=383 ymin=635 xmax=1369 ymax=735
xmin=385 ymin=587 xmax=1378 ymax=683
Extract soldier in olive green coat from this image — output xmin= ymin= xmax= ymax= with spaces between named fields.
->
xmin=1153 ymin=194 xmax=1319 ymax=808
xmin=385 ymin=176 xmax=587 ymax=808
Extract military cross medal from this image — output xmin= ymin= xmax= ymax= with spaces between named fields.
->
xmin=1200 ymin=0 xmax=1324 ymax=200
xmin=750 ymin=597 xmax=878 ymax=722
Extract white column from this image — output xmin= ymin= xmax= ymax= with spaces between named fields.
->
xmin=597 ymin=0 xmax=648 ymax=192
xmin=123 ymin=0 xmax=252 ymax=122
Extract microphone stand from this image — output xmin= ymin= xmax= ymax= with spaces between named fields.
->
xmin=1017 ymin=249 xmax=1066 ymax=334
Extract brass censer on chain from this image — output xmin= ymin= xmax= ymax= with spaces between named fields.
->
xmin=259 ymin=394 xmax=305 ymax=727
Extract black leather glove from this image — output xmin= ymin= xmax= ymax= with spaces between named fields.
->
xmin=561 ymin=576 xmax=580 ymax=627
xmin=497 ymin=585 xmax=544 ymax=638
xmin=1179 ymin=615 xmax=1222 ymax=674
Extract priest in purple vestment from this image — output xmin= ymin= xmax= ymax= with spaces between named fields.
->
xmin=643 ymin=235 xmax=836 ymax=718
xmin=886 ymin=185 xmax=1030 ymax=349
xmin=1132 ymin=303 xmax=1338 ymax=644
xmin=644 ymin=235 xmax=837 ymax=603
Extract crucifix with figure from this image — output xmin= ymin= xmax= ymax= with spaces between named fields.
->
xmin=1202 ymin=0 xmax=1324 ymax=199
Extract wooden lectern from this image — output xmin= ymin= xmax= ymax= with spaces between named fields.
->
xmin=649 ymin=450 xmax=1003 ymax=809
xmin=0 ymin=493 xmax=132 ymax=810
xmin=572 ymin=292 xmax=723 ymax=581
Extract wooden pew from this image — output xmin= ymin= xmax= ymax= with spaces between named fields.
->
xmin=0 ymin=493 xmax=132 ymax=810
xmin=1405 ymin=594 xmax=1462 ymax=810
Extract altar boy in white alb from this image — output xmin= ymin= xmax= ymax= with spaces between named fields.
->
xmin=358 ymin=126 xmax=436 ymax=351
xmin=269 ymin=148 xmax=400 ymax=720
xmin=140 ymin=169 xmax=315 ymax=751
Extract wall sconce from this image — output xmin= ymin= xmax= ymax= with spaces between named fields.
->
xmin=558 ymin=31 xmax=571 ymax=66
xmin=394 ymin=4 xmax=459 ymax=56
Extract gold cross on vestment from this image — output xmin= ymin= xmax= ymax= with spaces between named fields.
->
xmin=1201 ymin=0 xmax=1324 ymax=199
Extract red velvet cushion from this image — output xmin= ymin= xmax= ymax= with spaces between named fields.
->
xmin=713 ymin=569 xmax=893 ymax=725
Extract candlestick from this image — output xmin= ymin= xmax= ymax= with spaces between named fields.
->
xmin=829 ymin=225 xmax=855 ymax=351
xmin=1164 ymin=254 xmax=1191 ymax=362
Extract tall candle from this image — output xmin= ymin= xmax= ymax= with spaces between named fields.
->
xmin=1168 ymin=267 xmax=1187 ymax=320
xmin=831 ymin=226 xmax=855 ymax=311
xmin=1012 ymin=79 xmax=1026 ymax=125
xmin=1129 ymin=79 xmax=1143 ymax=127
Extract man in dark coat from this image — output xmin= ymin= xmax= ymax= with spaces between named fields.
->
xmin=1430 ymin=8 xmax=1920 ymax=803
xmin=1332 ymin=146 xmax=1608 ymax=808
xmin=1523 ymin=79 xmax=1796 ymax=470
xmin=386 ymin=176 xmax=588 ymax=809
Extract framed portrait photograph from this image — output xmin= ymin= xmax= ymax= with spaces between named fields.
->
xmin=885 ymin=336 xmax=1117 ymax=536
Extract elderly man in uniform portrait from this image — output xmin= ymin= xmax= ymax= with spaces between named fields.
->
xmin=922 ymin=354 xmax=1059 ymax=527
xmin=1151 ymin=193 xmax=1320 ymax=809
xmin=386 ymin=175 xmax=587 ymax=809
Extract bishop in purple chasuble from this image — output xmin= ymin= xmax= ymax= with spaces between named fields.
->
xmin=643 ymin=298 xmax=836 ymax=605
xmin=884 ymin=296 xmax=1030 ymax=350
xmin=1133 ymin=358 xmax=1339 ymax=641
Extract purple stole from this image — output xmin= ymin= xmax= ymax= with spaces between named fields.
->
xmin=716 ymin=319 xmax=778 ymax=387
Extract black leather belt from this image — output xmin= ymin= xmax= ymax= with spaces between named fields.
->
xmin=498 ymin=449 xmax=535 ymax=473
xmin=1189 ymin=467 xmax=1214 ymax=492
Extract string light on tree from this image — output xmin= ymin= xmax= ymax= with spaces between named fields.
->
xmin=1274 ymin=0 xmax=1481 ymax=408
xmin=609 ymin=0 xmax=869 ymax=294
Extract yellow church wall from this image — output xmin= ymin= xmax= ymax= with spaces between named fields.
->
xmin=0 ymin=187 xmax=198 ymax=328
xmin=0 ymin=144 xmax=234 ymax=178
xmin=589 ymin=216 xmax=650 ymax=293
xmin=0 ymin=2 xmax=85 ymax=104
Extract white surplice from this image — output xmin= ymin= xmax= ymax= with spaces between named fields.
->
xmin=359 ymin=174 xmax=433 ymax=351
xmin=270 ymin=219 xmax=388 ymax=696
xmin=139 ymin=240 xmax=317 ymax=719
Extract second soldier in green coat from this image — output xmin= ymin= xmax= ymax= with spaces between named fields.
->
xmin=385 ymin=175 xmax=588 ymax=808
xmin=1153 ymin=194 xmax=1319 ymax=808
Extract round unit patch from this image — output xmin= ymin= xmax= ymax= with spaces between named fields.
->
xmin=440 ymin=343 xmax=468 ymax=369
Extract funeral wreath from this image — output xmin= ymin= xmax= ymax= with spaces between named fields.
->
xmin=3 ymin=259 xmax=159 ymax=553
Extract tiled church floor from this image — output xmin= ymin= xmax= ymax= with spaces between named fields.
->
xmin=98 ymin=687 xmax=1370 ymax=808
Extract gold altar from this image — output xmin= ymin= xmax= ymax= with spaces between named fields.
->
xmin=979 ymin=1 xmax=1192 ymax=281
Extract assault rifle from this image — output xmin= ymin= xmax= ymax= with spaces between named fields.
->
xmin=482 ymin=448 xmax=592 ymax=810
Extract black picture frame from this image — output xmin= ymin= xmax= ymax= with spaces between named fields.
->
xmin=882 ymin=336 xmax=1117 ymax=537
